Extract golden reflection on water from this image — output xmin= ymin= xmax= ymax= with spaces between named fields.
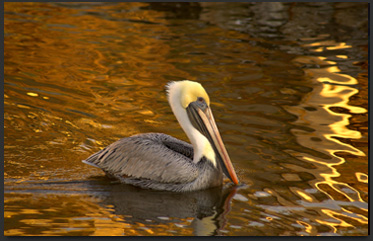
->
xmin=4 ymin=193 xmax=142 ymax=236
xmin=4 ymin=2 xmax=368 ymax=236
xmin=355 ymin=172 xmax=368 ymax=184
xmin=305 ymin=40 xmax=352 ymax=53
xmin=288 ymin=46 xmax=368 ymax=233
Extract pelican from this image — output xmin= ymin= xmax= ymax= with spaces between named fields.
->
xmin=82 ymin=80 xmax=239 ymax=192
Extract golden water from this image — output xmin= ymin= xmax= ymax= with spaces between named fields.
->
xmin=4 ymin=2 xmax=368 ymax=236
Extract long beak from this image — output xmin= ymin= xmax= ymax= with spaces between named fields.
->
xmin=187 ymin=102 xmax=239 ymax=185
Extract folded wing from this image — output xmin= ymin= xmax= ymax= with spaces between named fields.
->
xmin=83 ymin=133 xmax=199 ymax=184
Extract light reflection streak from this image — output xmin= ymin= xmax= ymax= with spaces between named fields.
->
xmin=303 ymin=156 xmax=364 ymax=203
xmin=355 ymin=172 xmax=368 ymax=184
xmin=340 ymin=207 xmax=368 ymax=224
xmin=287 ymin=50 xmax=368 ymax=233
xmin=304 ymin=40 xmax=352 ymax=50
xmin=27 ymin=92 xmax=39 ymax=97
xmin=292 ymin=188 xmax=314 ymax=203
xmin=296 ymin=220 xmax=313 ymax=235
xmin=336 ymin=55 xmax=347 ymax=59
xmin=315 ymin=207 xmax=368 ymax=234
xmin=316 ymin=209 xmax=353 ymax=233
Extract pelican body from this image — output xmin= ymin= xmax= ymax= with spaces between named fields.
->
xmin=83 ymin=80 xmax=239 ymax=192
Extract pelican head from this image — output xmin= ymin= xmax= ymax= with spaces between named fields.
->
xmin=166 ymin=80 xmax=239 ymax=185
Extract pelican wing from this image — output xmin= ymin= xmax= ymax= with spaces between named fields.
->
xmin=83 ymin=133 xmax=199 ymax=184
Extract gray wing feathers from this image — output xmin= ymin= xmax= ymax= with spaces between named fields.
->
xmin=82 ymin=159 xmax=100 ymax=168
xmin=83 ymin=133 xmax=199 ymax=184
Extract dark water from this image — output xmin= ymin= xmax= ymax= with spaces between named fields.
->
xmin=4 ymin=2 xmax=368 ymax=236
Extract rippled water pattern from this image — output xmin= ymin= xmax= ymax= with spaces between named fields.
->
xmin=4 ymin=2 xmax=368 ymax=236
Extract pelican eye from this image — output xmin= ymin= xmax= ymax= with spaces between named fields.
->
xmin=190 ymin=97 xmax=208 ymax=111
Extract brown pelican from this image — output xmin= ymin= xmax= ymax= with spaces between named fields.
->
xmin=82 ymin=80 xmax=239 ymax=192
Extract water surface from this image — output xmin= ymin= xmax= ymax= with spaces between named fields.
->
xmin=4 ymin=2 xmax=368 ymax=236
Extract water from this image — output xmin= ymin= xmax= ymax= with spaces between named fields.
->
xmin=4 ymin=2 xmax=368 ymax=236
